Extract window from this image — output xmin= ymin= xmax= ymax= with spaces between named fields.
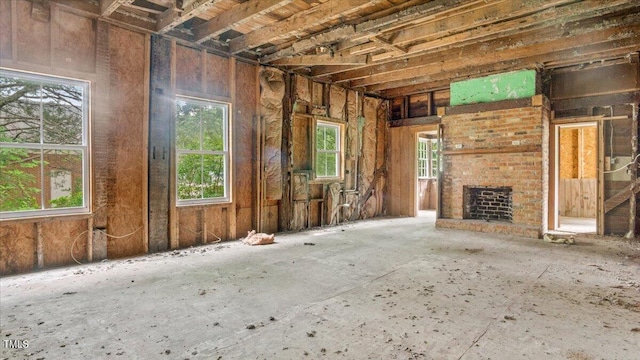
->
xmin=0 ymin=69 xmax=89 ymax=219
xmin=417 ymin=138 xmax=438 ymax=179
xmin=175 ymin=97 xmax=230 ymax=205
xmin=315 ymin=120 xmax=342 ymax=178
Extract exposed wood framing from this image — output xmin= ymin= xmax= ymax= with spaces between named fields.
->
xmin=101 ymin=0 xmax=135 ymax=16
xmin=604 ymin=178 xmax=640 ymax=214
xmin=442 ymin=145 xmax=541 ymax=156
xmin=157 ymin=0 xmax=222 ymax=33
xmin=270 ymin=54 xmax=368 ymax=66
xmin=628 ymin=102 xmax=639 ymax=238
xmin=445 ymin=98 xmax=533 ymax=115
xmin=194 ymin=0 xmax=295 ymax=43
xmin=388 ymin=116 xmax=440 ymax=128
xmin=230 ymin=0 xmax=385 ymax=54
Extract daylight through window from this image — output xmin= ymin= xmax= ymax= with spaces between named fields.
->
xmin=0 ymin=70 xmax=89 ymax=218
xmin=175 ymin=97 xmax=230 ymax=204
xmin=315 ymin=121 xmax=341 ymax=178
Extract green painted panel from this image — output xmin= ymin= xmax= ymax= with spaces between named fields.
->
xmin=450 ymin=70 xmax=537 ymax=106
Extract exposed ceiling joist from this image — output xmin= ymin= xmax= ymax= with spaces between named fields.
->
xmin=229 ymin=0 xmax=385 ymax=54
xmin=271 ymin=54 xmax=368 ymax=66
xmin=101 ymin=0 xmax=135 ymax=16
xmin=157 ymin=0 xmax=222 ymax=33
xmin=194 ymin=0 xmax=295 ymax=44
xmin=261 ymin=0 xmax=479 ymax=63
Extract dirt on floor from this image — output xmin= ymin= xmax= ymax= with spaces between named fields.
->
xmin=1 ymin=214 xmax=639 ymax=359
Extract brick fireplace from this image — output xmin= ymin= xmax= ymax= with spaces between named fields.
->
xmin=463 ymin=186 xmax=513 ymax=222
xmin=436 ymin=96 xmax=550 ymax=238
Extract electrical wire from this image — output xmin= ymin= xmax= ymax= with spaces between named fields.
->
xmin=69 ymin=227 xmax=142 ymax=265
xmin=602 ymin=153 xmax=640 ymax=174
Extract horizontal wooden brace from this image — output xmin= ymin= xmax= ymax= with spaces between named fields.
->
xmin=443 ymin=144 xmax=541 ymax=156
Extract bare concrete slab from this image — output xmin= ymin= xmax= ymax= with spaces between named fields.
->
xmin=1 ymin=214 xmax=639 ymax=359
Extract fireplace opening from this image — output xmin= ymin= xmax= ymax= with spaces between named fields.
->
xmin=463 ymin=186 xmax=513 ymax=222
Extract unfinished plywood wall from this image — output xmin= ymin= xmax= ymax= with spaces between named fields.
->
xmin=0 ymin=0 xmax=148 ymax=275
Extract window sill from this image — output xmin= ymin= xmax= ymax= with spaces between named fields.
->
xmin=0 ymin=212 xmax=93 ymax=224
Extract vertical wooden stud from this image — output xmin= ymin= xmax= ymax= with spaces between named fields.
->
xmin=87 ymin=217 xmax=93 ymax=262
xmin=168 ymin=39 xmax=178 ymax=250
xmin=598 ymin=121 xmax=605 ymax=235
xmin=142 ymin=33 xmax=151 ymax=253
xmin=229 ymin=56 xmax=237 ymax=239
xmin=629 ymin=103 xmax=639 ymax=238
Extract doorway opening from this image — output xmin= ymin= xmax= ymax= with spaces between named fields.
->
xmin=417 ymin=131 xmax=438 ymax=220
xmin=556 ymin=123 xmax=597 ymax=233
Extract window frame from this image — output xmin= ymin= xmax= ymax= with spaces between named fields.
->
xmin=175 ymin=96 xmax=231 ymax=206
xmin=0 ymin=68 xmax=90 ymax=220
xmin=417 ymin=137 xmax=438 ymax=180
xmin=313 ymin=118 xmax=345 ymax=181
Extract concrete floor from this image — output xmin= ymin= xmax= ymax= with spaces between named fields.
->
xmin=1 ymin=213 xmax=639 ymax=360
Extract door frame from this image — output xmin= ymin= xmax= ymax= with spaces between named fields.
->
xmin=551 ymin=121 xmax=600 ymax=233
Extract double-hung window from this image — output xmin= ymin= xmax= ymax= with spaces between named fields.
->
xmin=418 ymin=138 xmax=438 ymax=179
xmin=0 ymin=69 xmax=89 ymax=219
xmin=175 ymin=97 xmax=230 ymax=204
xmin=315 ymin=120 xmax=342 ymax=179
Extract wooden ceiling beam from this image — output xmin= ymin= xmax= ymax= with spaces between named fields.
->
xmin=270 ymin=54 xmax=368 ymax=66
xmin=101 ymin=0 xmax=135 ymax=16
xmin=331 ymin=11 xmax=640 ymax=85
xmin=353 ymin=22 xmax=640 ymax=89
xmin=369 ymin=0 xmax=635 ymax=63
xmin=194 ymin=0 xmax=295 ymax=44
xmin=376 ymin=35 xmax=640 ymax=97
xmin=157 ymin=0 xmax=222 ymax=33
xmin=259 ymin=25 xmax=356 ymax=63
xmin=261 ymin=0 xmax=479 ymax=63
xmin=228 ymin=0 xmax=386 ymax=54
xmin=389 ymin=0 xmax=572 ymax=47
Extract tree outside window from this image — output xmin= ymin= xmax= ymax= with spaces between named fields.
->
xmin=175 ymin=98 xmax=230 ymax=204
xmin=0 ymin=70 xmax=89 ymax=218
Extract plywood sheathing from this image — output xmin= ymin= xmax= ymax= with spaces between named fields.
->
xmin=42 ymin=219 xmax=87 ymax=267
xmin=176 ymin=46 xmax=202 ymax=93
xmin=260 ymin=68 xmax=285 ymax=201
xmin=326 ymin=182 xmax=342 ymax=225
xmin=0 ymin=223 xmax=36 ymax=275
xmin=106 ymin=26 xmax=146 ymax=258
xmin=235 ymin=61 xmax=258 ymax=236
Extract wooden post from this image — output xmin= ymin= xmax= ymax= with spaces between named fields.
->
xmin=598 ymin=121 xmax=605 ymax=235
xmin=628 ymin=102 xmax=639 ymax=238
xmin=148 ymin=35 xmax=173 ymax=252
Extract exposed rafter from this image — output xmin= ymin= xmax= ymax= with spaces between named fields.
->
xmin=101 ymin=0 xmax=135 ymax=16
xmin=229 ymin=0 xmax=385 ymax=54
xmin=157 ymin=0 xmax=222 ymax=33
xmin=194 ymin=0 xmax=295 ymax=44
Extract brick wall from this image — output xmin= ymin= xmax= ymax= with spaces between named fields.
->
xmin=437 ymin=99 xmax=550 ymax=238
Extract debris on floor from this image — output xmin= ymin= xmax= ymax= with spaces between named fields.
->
xmin=242 ymin=230 xmax=275 ymax=245
xmin=543 ymin=233 xmax=575 ymax=245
